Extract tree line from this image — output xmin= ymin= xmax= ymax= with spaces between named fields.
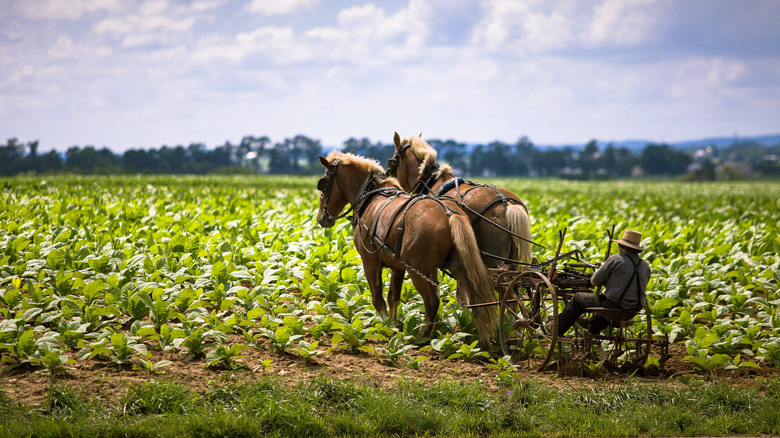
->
xmin=2 ymin=134 xmax=778 ymax=179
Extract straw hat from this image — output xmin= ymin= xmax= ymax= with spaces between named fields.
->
xmin=613 ymin=229 xmax=644 ymax=252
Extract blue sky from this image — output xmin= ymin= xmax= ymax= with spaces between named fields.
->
xmin=2 ymin=0 xmax=779 ymax=153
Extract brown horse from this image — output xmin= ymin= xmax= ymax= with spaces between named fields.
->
xmin=388 ymin=132 xmax=533 ymax=270
xmin=316 ymin=150 xmax=497 ymax=349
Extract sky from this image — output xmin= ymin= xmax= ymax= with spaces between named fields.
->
xmin=2 ymin=0 xmax=779 ymax=153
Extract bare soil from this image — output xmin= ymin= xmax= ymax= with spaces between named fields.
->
xmin=2 ymin=339 xmax=777 ymax=408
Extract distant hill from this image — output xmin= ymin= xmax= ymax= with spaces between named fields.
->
xmin=547 ymin=134 xmax=780 ymax=152
xmin=320 ymin=133 xmax=780 ymax=153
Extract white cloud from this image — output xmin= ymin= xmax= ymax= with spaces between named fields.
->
xmin=93 ymin=1 xmax=206 ymax=47
xmin=193 ymin=26 xmax=312 ymax=65
xmin=47 ymin=36 xmax=112 ymax=59
xmin=668 ymin=57 xmax=748 ymax=102
xmin=470 ymin=0 xmax=577 ymax=53
xmin=582 ymin=0 xmax=667 ymax=47
xmin=14 ymin=0 xmax=121 ymax=20
xmin=247 ymin=0 xmax=319 ymax=16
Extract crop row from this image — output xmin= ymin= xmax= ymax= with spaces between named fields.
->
xmin=1 ymin=175 xmax=779 ymax=373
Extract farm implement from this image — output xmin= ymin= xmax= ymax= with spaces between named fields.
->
xmin=473 ymin=227 xmax=670 ymax=372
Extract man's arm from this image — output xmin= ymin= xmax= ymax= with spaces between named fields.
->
xmin=590 ymin=256 xmax=615 ymax=286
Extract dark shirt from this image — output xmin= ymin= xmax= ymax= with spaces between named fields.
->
xmin=591 ymin=252 xmax=650 ymax=310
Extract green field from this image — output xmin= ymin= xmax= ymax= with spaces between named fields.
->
xmin=1 ymin=175 xmax=779 ymax=436
xmin=1 ymin=175 xmax=779 ymax=371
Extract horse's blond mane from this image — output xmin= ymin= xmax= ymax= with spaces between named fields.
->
xmin=326 ymin=150 xmax=383 ymax=174
xmin=408 ymin=136 xmax=437 ymax=169
xmin=380 ymin=175 xmax=403 ymax=190
xmin=325 ymin=150 xmax=402 ymax=189
xmin=435 ymin=163 xmax=454 ymax=179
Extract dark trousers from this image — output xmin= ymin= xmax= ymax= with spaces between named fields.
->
xmin=557 ymin=292 xmax=622 ymax=336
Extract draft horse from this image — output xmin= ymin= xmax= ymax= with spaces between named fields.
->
xmin=387 ymin=133 xmax=533 ymax=271
xmin=316 ymin=151 xmax=498 ymax=349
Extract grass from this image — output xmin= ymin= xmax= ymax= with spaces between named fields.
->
xmin=1 ymin=376 xmax=778 ymax=437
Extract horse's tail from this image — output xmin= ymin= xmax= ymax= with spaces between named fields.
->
xmin=507 ymin=203 xmax=532 ymax=266
xmin=448 ymin=212 xmax=498 ymax=344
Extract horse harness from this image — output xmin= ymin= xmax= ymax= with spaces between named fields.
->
xmin=319 ymin=161 xmax=459 ymax=260
xmin=417 ymin=165 xmax=535 ymax=242
xmin=386 ymin=147 xmax=541 ymax=250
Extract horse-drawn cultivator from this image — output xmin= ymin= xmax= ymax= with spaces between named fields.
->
xmin=477 ymin=227 xmax=670 ymax=372
xmin=317 ymin=133 xmax=669 ymax=373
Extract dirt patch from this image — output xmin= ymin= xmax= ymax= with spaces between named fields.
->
xmin=3 ymin=339 xmax=776 ymax=409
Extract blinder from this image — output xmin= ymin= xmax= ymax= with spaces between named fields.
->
xmin=318 ymin=159 xmax=355 ymax=222
xmin=318 ymin=159 xmax=341 ymax=204
xmin=316 ymin=176 xmax=327 ymax=192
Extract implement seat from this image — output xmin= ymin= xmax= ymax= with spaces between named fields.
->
xmin=584 ymin=307 xmax=640 ymax=329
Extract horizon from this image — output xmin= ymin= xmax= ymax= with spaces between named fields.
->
xmin=2 ymin=1 xmax=779 ymax=154
xmin=13 ymin=131 xmax=780 ymax=156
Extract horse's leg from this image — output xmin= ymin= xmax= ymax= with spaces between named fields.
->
xmin=387 ymin=268 xmax=405 ymax=326
xmin=408 ymin=271 xmax=440 ymax=340
xmin=363 ymin=257 xmax=388 ymax=320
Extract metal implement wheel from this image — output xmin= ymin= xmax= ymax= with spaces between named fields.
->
xmin=588 ymin=303 xmax=654 ymax=371
xmin=499 ymin=271 xmax=559 ymax=371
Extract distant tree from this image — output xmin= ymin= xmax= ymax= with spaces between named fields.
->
xmin=0 ymin=138 xmax=25 ymax=175
xmin=39 ymin=150 xmax=63 ymax=173
xmin=122 ymin=149 xmax=154 ymax=173
xmin=640 ymin=143 xmax=692 ymax=175
xmin=269 ymin=141 xmax=293 ymax=174
xmin=514 ymin=136 xmax=534 ymax=176
xmin=301 ymin=136 xmax=323 ymax=173
xmin=22 ymin=140 xmax=39 ymax=173
xmin=469 ymin=145 xmax=487 ymax=176
xmin=65 ymin=146 xmax=121 ymax=174
xmin=212 ymin=141 xmax=234 ymax=168
xmin=753 ymin=157 xmax=780 ymax=177
xmin=580 ymin=139 xmax=600 ymax=177
xmin=534 ymin=147 xmax=573 ymax=176
xmin=341 ymin=138 xmax=392 ymax=165
xmin=182 ymin=143 xmax=209 ymax=174
xmin=284 ymin=135 xmax=321 ymax=174
xmin=238 ymin=135 xmax=271 ymax=173
xmin=685 ymin=159 xmax=717 ymax=181
xmin=436 ymin=139 xmax=468 ymax=173
xmin=486 ymin=141 xmax=512 ymax=176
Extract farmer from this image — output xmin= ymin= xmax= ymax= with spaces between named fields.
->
xmin=557 ymin=229 xmax=651 ymax=336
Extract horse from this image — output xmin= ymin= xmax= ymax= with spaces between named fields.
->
xmin=387 ymin=132 xmax=533 ymax=271
xmin=316 ymin=150 xmax=498 ymax=349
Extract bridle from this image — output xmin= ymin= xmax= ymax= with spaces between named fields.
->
xmin=317 ymin=160 xmax=354 ymax=222
xmin=385 ymin=142 xmax=413 ymax=188
xmin=385 ymin=142 xmax=409 ymax=179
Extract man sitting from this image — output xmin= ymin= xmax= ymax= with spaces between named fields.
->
xmin=557 ymin=229 xmax=651 ymax=336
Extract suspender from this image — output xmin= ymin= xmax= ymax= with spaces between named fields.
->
xmin=616 ymin=256 xmax=645 ymax=311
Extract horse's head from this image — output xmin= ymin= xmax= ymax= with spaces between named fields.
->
xmin=316 ymin=155 xmax=349 ymax=228
xmin=390 ymin=132 xmax=437 ymax=193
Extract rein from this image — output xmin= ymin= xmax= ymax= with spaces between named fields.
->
xmin=410 ymin=163 xmax=440 ymax=195
xmin=387 ymin=144 xmax=548 ymax=251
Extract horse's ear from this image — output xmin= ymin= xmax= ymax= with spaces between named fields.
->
xmin=418 ymin=132 xmax=422 ymax=138
xmin=319 ymin=156 xmax=329 ymax=168
xmin=393 ymin=132 xmax=401 ymax=148
xmin=350 ymin=149 xmax=355 ymax=154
